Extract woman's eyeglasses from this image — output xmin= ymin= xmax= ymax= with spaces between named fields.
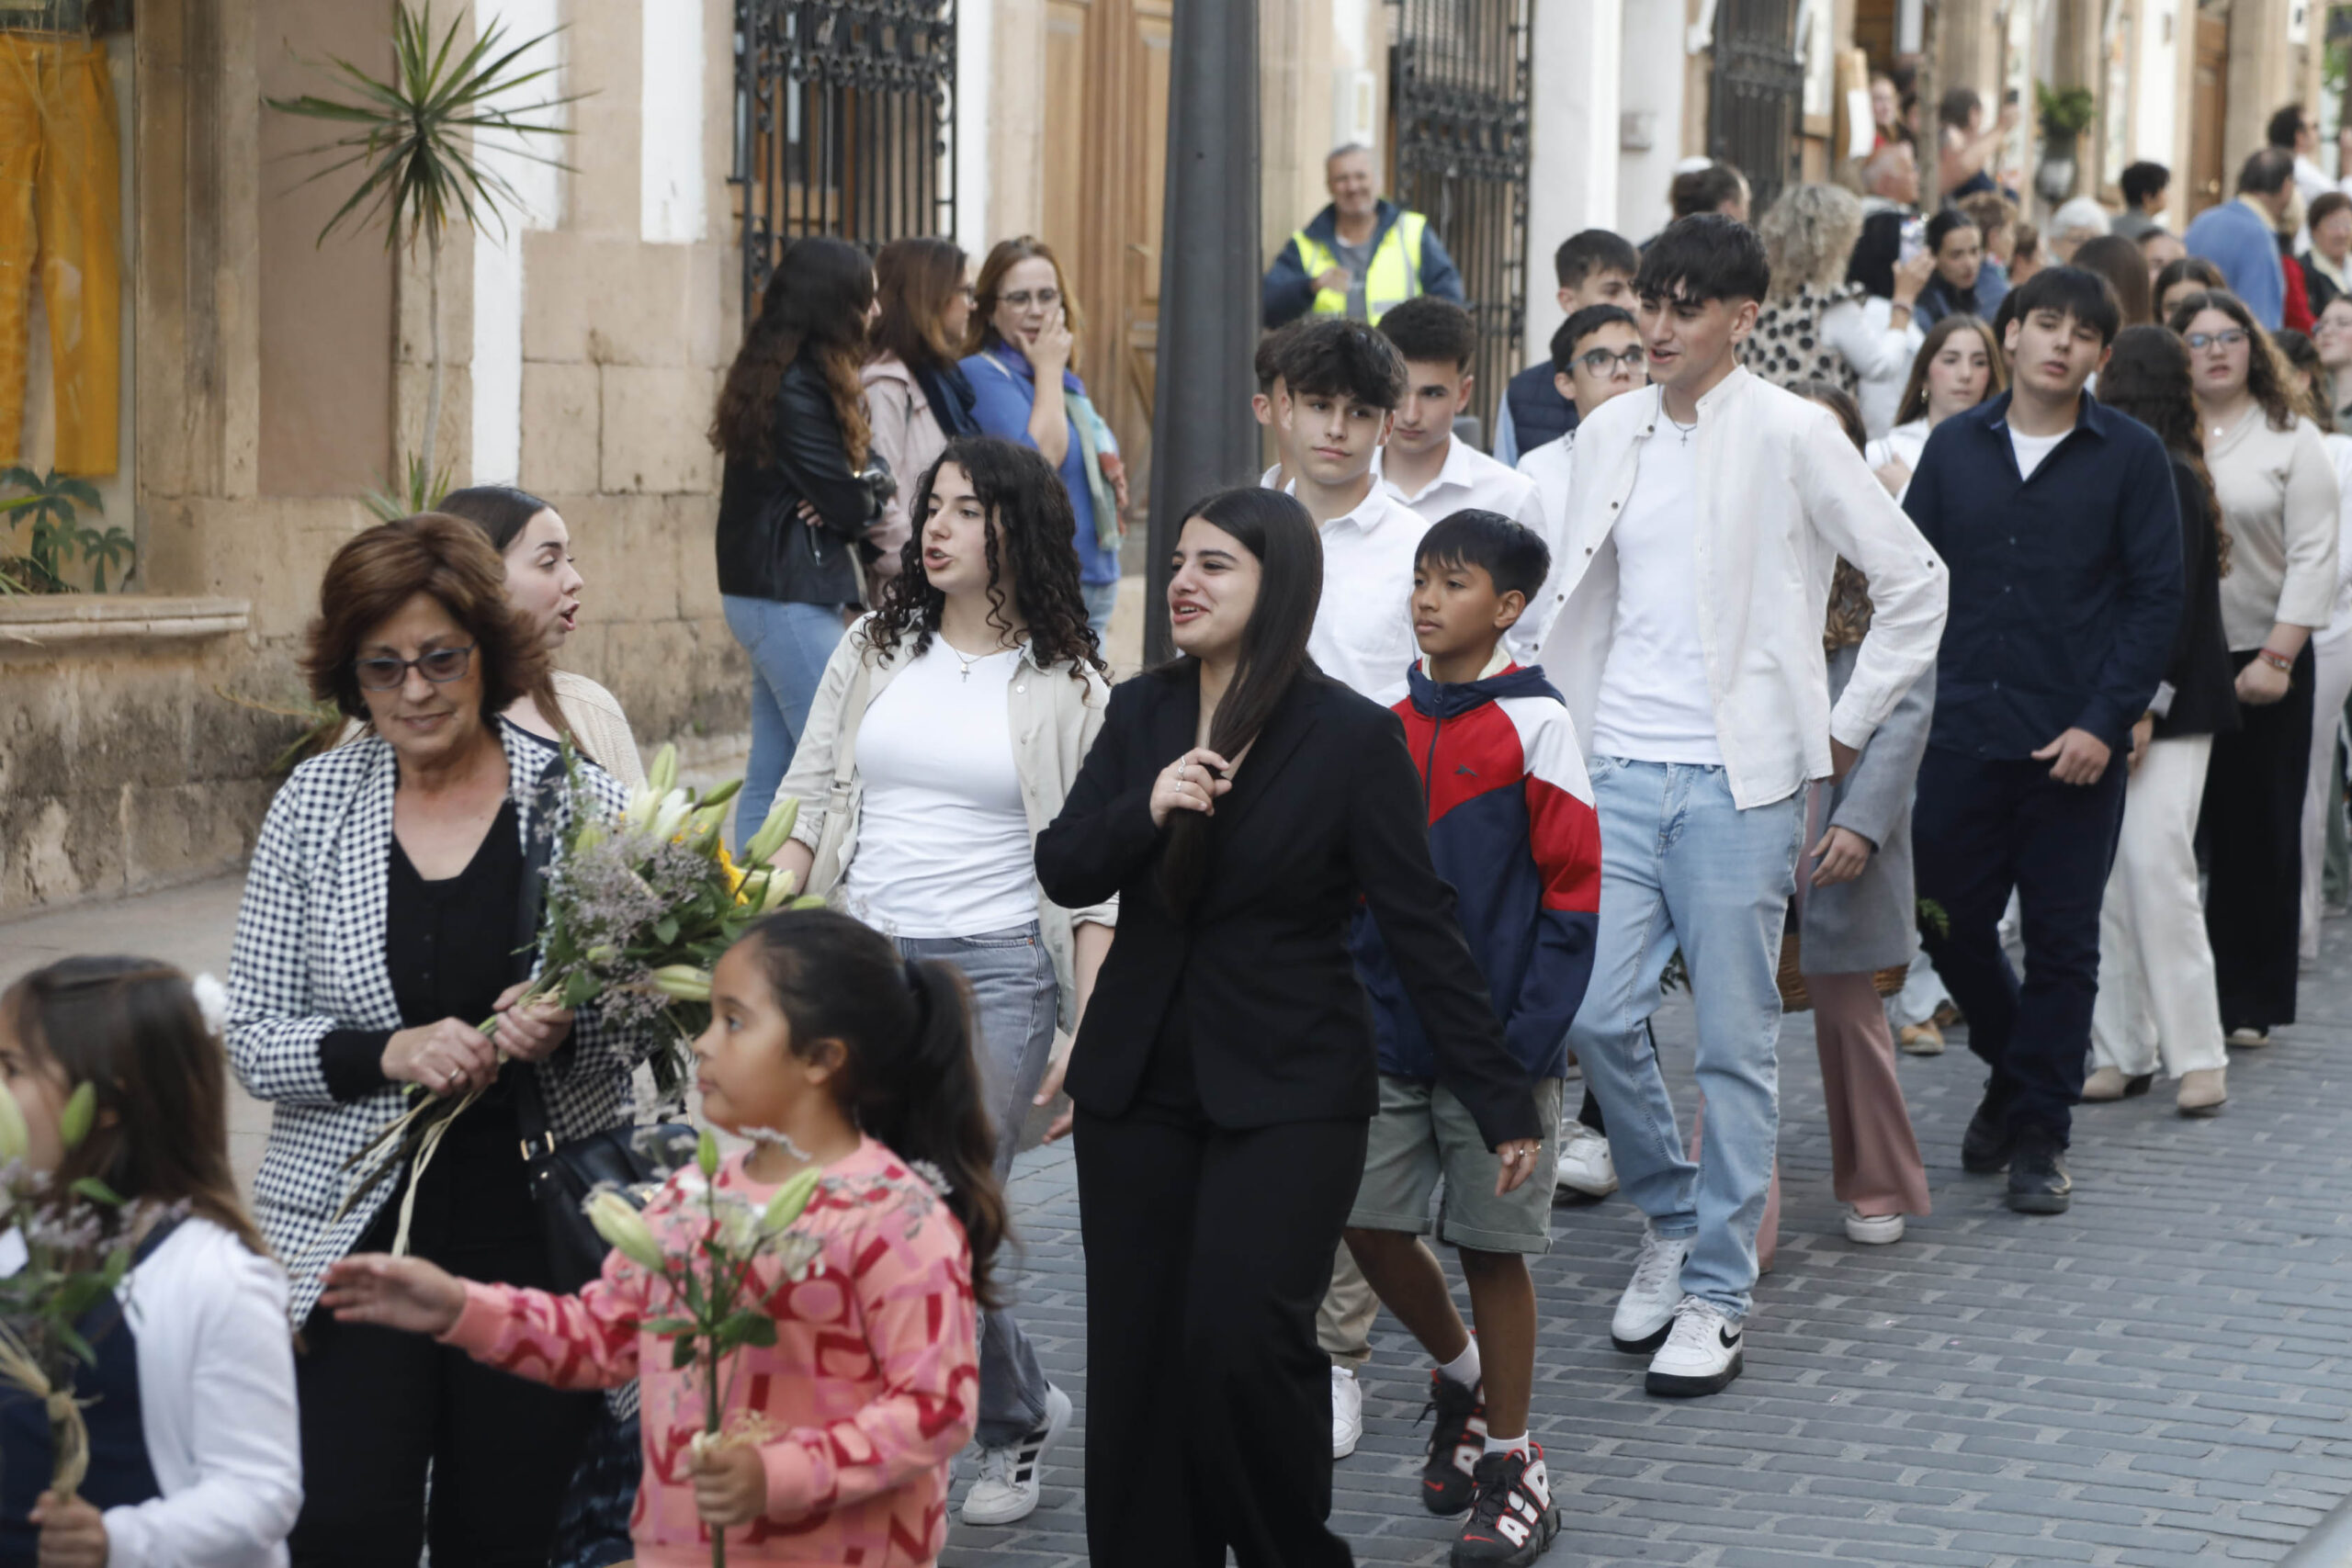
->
xmin=2185 ymin=329 xmax=2249 ymax=353
xmin=1001 ymin=288 xmax=1061 ymax=310
xmin=1577 ymin=345 xmax=1646 ymax=375
xmin=353 ymin=645 xmax=476 ymax=691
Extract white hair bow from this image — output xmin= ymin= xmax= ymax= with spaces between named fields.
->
xmin=190 ymin=973 xmax=230 ymax=1040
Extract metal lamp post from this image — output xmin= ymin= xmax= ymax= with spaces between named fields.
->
xmin=1143 ymin=0 xmax=1262 ymax=664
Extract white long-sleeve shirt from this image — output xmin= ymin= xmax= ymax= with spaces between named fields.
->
xmin=0 ymin=1218 xmax=304 ymax=1566
xmin=2209 ymin=409 xmax=2342 ymax=648
xmin=1530 ymin=368 xmax=1949 ymax=808
xmin=1825 ymin=293 xmax=1922 ymax=440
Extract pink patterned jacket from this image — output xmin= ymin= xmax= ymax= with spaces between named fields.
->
xmin=441 ymin=1136 xmax=978 ymax=1567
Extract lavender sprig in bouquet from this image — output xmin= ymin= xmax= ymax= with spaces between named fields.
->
xmin=339 ymin=742 xmax=822 ymax=1236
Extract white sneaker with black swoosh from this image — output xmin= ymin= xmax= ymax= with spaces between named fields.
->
xmin=1645 ymin=1296 xmax=1744 ymax=1398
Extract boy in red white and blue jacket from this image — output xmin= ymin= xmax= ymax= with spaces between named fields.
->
xmin=1345 ymin=509 xmax=1600 ymax=1568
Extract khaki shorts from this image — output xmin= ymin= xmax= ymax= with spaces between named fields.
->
xmin=1347 ymin=1074 xmax=1565 ymax=1256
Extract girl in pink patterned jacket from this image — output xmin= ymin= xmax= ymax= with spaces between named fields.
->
xmin=322 ymin=908 xmax=1008 ymax=1567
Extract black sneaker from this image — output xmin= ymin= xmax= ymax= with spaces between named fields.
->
xmin=1450 ymin=1444 xmax=1562 ymax=1566
xmin=2007 ymin=1128 xmax=2073 ymax=1214
xmin=1961 ymin=1085 xmax=2014 ymax=1174
xmin=1418 ymin=1372 xmax=1487 ymax=1517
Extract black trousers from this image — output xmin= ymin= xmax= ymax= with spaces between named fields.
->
xmin=2203 ymin=647 xmax=2314 ymax=1032
xmin=1915 ymin=747 xmax=2129 ymax=1144
xmin=1074 ymin=1103 xmax=1367 ymax=1568
xmin=289 ymin=1111 xmax=602 ymax=1567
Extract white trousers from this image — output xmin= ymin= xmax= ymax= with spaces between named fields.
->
xmin=2091 ymin=735 xmax=2227 ymax=1078
xmin=2298 ymin=634 xmax=2352 ymax=960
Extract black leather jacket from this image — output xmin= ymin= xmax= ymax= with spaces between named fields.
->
xmin=713 ymin=358 xmax=883 ymax=604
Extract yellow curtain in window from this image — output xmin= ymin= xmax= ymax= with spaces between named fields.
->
xmin=0 ymin=33 xmax=120 ymax=478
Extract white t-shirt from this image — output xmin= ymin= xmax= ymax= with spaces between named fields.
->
xmin=1590 ymin=429 xmax=1723 ymax=763
xmin=2007 ymin=425 xmax=2068 ymax=480
xmin=1307 ymin=485 xmax=1429 ymax=702
xmin=841 ymin=639 xmax=1038 ymax=939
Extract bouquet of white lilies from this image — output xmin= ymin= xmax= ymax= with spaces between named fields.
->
xmin=339 ymin=744 xmax=822 ymax=1223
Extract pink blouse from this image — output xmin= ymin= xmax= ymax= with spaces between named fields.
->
xmin=441 ymin=1136 xmax=978 ymax=1567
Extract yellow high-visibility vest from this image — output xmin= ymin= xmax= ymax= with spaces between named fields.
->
xmin=1292 ymin=210 xmax=1431 ymax=322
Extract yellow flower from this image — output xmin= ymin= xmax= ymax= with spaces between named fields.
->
xmin=718 ymin=847 xmax=747 ymax=901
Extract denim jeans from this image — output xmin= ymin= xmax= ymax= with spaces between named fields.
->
xmin=723 ymin=596 xmax=847 ymax=853
xmin=1082 ymin=578 xmax=1120 ymax=653
xmin=1565 ymin=757 xmax=1804 ymax=1319
xmin=894 ymin=922 xmax=1059 ymax=1448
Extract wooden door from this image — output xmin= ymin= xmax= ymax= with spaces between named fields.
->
xmin=2188 ymin=11 xmax=2229 ymax=219
xmin=1037 ymin=0 xmax=1172 ymax=506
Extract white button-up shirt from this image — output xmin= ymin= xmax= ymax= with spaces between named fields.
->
xmin=1307 ymin=483 xmax=1429 ymax=703
xmin=1531 ymin=368 xmax=1949 ymax=809
xmin=1375 ymin=436 xmax=1547 ymax=536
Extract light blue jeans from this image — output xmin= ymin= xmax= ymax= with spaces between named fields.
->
xmin=1082 ymin=578 xmax=1120 ymax=652
xmin=893 ymin=922 xmax=1059 ymax=1449
xmin=723 ymin=596 xmax=847 ymax=853
xmin=1566 ymin=757 xmax=1804 ymax=1319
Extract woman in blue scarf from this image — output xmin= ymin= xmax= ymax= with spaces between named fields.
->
xmin=963 ymin=237 xmax=1126 ymax=649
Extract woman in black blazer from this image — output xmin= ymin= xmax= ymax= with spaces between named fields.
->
xmin=1034 ymin=487 xmax=1542 ymax=1567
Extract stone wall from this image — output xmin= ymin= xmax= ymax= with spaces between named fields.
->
xmin=0 ymin=0 xmax=748 ymax=918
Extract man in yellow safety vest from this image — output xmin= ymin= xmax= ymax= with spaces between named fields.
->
xmin=1263 ymin=143 xmax=1464 ymax=330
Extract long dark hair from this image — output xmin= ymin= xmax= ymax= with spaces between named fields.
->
xmin=2072 ymin=233 xmax=2154 ymax=326
xmin=1158 ymin=487 xmax=1324 ymax=918
xmin=2272 ymin=328 xmax=2335 ymax=433
xmin=1893 ymin=313 xmax=2007 ymax=426
xmin=872 ymin=238 xmax=968 ymax=376
xmin=433 ymin=484 xmax=586 ymax=760
xmin=1790 ymin=380 xmax=1877 ymax=653
xmin=711 ymin=237 xmax=876 ymax=468
xmin=865 ymin=437 xmax=1103 ymax=675
xmin=2100 ymin=324 xmax=2232 ymax=576
xmin=739 ymin=910 xmax=1005 ymax=1306
xmin=2166 ymin=288 xmax=2300 ymax=432
xmin=3 ymin=957 xmax=269 ymax=1258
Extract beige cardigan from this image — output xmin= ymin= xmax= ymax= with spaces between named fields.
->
xmin=862 ymin=355 xmax=950 ymax=583
xmin=779 ymin=615 xmax=1114 ymax=1031
xmin=2209 ymin=410 xmax=2341 ymax=649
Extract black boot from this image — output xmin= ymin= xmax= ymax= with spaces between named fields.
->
xmin=1961 ymin=1084 xmax=2013 ymax=1174
xmin=2006 ymin=1127 xmax=2073 ymax=1214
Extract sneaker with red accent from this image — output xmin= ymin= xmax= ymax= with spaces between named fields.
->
xmin=1450 ymin=1444 xmax=1561 ymax=1565
xmin=1417 ymin=1371 xmax=1487 ymax=1516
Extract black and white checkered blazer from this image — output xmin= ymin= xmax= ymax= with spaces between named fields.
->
xmin=227 ymin=717 xmax=644 ymax=1326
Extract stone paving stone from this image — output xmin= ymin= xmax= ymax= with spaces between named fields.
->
xmin=938 ymin=920 xmax=2352 ymax=1565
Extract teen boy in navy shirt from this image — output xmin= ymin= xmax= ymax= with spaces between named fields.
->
xmin=1345 ymin=511 xmax=1600 ymax=1567
xmin=1903 ymin=266 xmax=2182 ymax=1214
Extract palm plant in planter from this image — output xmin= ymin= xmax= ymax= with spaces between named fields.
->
xmin=2034 ymin=83 xmax=2098 ymax=207
xmin=266 ymin=2 xmax=579 ymax=513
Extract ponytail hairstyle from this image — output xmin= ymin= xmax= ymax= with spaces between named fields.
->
xmin=433 ymin=483 xmax=588 ymax=761
xmin=739 ymin=909 xmax=1005 ymax=1307
xmin=1156 ymin=486 xmax=1325 ymax=918
xmin=1 ymin=957 xmax=269 ymax=1258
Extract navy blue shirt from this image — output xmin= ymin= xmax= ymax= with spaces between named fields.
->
xmin=1902 ymin=390 xmax=2182 ymax=759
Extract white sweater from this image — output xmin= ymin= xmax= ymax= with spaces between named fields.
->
xmin=0 ymin=1219 xmax=305 ymax=1566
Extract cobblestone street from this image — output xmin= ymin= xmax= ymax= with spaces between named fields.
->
xmin=12 ymin=879 xmax=2352 ymax=1564
xmin=944 ymin=932 xmax=2352 ymax=1567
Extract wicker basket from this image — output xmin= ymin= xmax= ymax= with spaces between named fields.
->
xmin=1776 ymin=931 xmax=1909 ymax=1014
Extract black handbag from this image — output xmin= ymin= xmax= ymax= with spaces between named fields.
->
xmin=514 ymin=756 xmax=698 ymax=1294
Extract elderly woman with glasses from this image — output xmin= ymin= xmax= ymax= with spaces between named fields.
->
xmin=2168 ymin=289 xmax=2342 ymax=1053
xmin=226 ymin=514 xmax=652 ymax=1566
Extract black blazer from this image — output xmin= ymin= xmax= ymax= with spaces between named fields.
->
xmin=1035 ymin=666 xmax=1542 ymax=1149
xmin=2154 ymin=454 xmax=2244 ymax=742
xmin=713 ymin=358 xmax=882 ymax=605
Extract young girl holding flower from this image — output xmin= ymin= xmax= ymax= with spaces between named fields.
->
xmin=322 ymin=909 xmax=1002 ymax=1567
xmin=0 ymin=957 xmax=302 ymax=1568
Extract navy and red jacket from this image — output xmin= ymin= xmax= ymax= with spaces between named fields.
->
xmin=1351 ymin=659 xmax=1601 ymax=1083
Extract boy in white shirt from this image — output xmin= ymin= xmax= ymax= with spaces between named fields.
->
xmin=1374 ymin=299 xmax=1546 ymax=542
xmin=1254 ymin=321 xmax=1304 ymax=491
xmin=1519 ymin=304 xmax=1647 ymax=616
